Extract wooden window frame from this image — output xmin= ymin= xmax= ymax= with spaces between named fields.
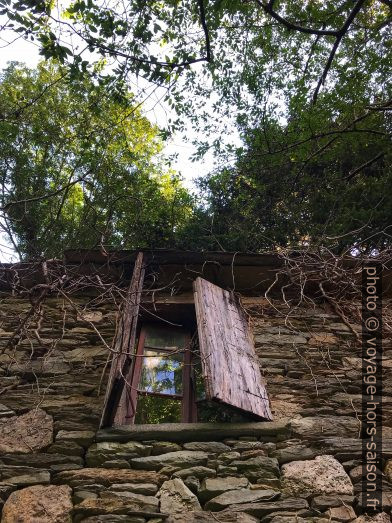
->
xmin=126 ymin=324 xmax=197 ymax=424
xmin=100 ymin=255 xmax=273 ymax=427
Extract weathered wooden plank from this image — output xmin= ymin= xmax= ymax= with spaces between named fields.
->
xmin=100 ymin=252 xmax=145 ymax=427
xmin=193 ymin=277 xmax=272 ymax=420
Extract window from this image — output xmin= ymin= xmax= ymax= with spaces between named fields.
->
xmin=125 ymin=325 xmax=196 ymax=424
xmin=101 ymin=258 xmax=272 ymax=427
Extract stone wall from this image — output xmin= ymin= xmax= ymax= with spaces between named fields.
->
xmin=0 ymin=294 xmax=391 ymax=522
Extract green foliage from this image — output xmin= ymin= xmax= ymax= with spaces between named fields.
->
xmin=2 ymin=1 xmax=391 ymax=254
xmin=183 ymin=105 xmax=392 ymax=253
xmin=3 ymin=1 xmax=391 ymax=132
xmin=0 ymin=61 xmax=194 ymax=259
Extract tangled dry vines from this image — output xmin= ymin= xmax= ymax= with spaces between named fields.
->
xmin=0 ymin=249 xmax=390 ymax=405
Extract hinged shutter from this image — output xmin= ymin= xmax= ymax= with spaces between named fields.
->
xmin=100 ymin=252 xmax=145 ymax=427
xmin=193 ymin=277 xmax=272 ymax=420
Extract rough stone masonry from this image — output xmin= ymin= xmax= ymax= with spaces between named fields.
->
xmin=0 ymin=292 xmax=391 ymax=523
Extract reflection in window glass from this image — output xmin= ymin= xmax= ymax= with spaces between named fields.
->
xmin=144 ymin=326 xmax=187 ymax=350
xmin=134 ymin=394 xmax=182 ymax=424
xmin=139 ymin=350 xmax=183 ymax=395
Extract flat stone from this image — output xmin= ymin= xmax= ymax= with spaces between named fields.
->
xmin=8 ymin=358 xmax=70 ymax=376
xmin=159 ymin=478 xmax=201 ymax=514
xmin=254 ymin=333 xmax=308 ymax=345
xmin=109 ymin=483 xmax=158 ymax=495
xmin=160 ymin=465 xmax=182 ymax=476
xmin=173 ymin=466 xmax=216 ymax=479
xmin=131 ymin=451 xmax=209 ymax=471
xmin=321 ymin=437 xmax=392 ymax=460
xmin=231 ymin=456 xmax=280 ymax=478
xmin=308 ymin=333 xmax=339 ymax=345
xmin=268 ymin=517 xmax=328 ymax=523
xmin=232 ymin=441 xmax=266 ymax=451
xmin=96 ymin=422 xmax=290 ymax=443
xmin=0 ymin=466 xmax=51 ymax=486
xmin=282 ymin=455 xmax=353 ymax=497
xmin=47 ymin=440 xmax=85 ymax=456
xmin=56 ymin=429 xmax=95 ymax=447
xmin=199 ymin=477 xmax=249 ymax=502
xmin=73 ymin=496 xmax=162 ymax=520
xmin=102 ymin=459 xmax=131 ymax=469
xmin=1 ymin=452 xmax=83 ymax=468
xmin=54 ymin=419 xmax=97 ymax=432
xmin=73 ymin=484 xmax=106 ymax=495
xmin=149 ymin=441 xmax=182 ymax=455
xmin=311 ymin=495 xmax=355 ymax=511
xmin=218 ymin=465 xmax=238 ymax=474
xmin=73 ymin=490 xmax=99 ymax=504
xmin=77 ymin=310 xmax=104 ymax=323
xmin=81 ymin=517 xmax=146 ymax=523
xmin=205 ymin=489 xmax=279 ymax=511
xmin=63 ymin=346 xmax=107 ymax=362
xmin=0 ymin=408 xmax=53 ymax=453
xmin=218 ymin=451 xmax=241 ymax=464
xmin=1 ymin=484 xmax=72 ymax=522
xmin=0 ymin=403 xmax=15 ymax=418
xmin=326 ymin=505 xmax=357 ymax=522
xmin=86 ymin=441 xmax=150 ymax=466
xmin=166 ymin=511 xmax=258 ymax=522
xmin=271 ymin=445 xmax=317 ymax=464
xmin=352 ymin=513 xmax=392 ymax=523
xmin=100 ymin=490 xmax=159 ymax=512
xmin=183 ymin=441 xmax=230 ymax=453
xmin=227 ymin=498 xmax=309 ymax=518
xmin=54 ymin=468 xmax=166 ymax=487
xmin=291 ymin=417 xmax=360 ymax=439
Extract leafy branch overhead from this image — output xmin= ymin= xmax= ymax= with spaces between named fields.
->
xmin=3 ymin=1 xmax=391 ymax=104
xmin=0 ymin=1 xmax=391 ymax=257
xmin=0 ymin=62 xmax=194 ymax=260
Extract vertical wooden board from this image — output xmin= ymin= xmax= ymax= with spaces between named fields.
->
xmin=100 ymin=252 xmax=145 ymax=427
xmin=193 ymin=277 xmax=272 ymax=420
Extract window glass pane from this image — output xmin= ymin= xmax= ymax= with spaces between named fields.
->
xmin=139 ymin=349 xmax=183 ymax=395
xmin=134 ymin=395 xmax=182 ymax=424
xmin=144 ymin=326 xmax=187 ymax=350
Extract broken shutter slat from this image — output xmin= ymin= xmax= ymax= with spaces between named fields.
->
xmin=193 ymin=277 xmax=272 ymax=421
xmin=100 ymin=252 xmax=145 ymax=427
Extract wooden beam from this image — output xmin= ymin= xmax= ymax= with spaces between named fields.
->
xmin=100 ymin=252 xmax=145 ymax=427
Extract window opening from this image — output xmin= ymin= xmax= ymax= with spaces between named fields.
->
xmin=126 ymin=325 xmax=197 ymax=424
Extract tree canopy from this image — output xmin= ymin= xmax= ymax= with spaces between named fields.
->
xmin=3 ymin=2 xmax=391 ymax=124
xmin=1 ymin=1 xmax=391 ymax=256
xmin=0 ymin=61 xmax=193 ymax=260
xmin=185 ymin=109 xmax=392 ymax=254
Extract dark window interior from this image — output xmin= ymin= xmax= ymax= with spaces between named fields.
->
xmin=126 ymin=321 xmax=255 ymax=424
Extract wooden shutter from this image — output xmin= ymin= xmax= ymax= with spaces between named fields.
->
xmin=193 ymin=277 xmax=272 ymax=420
xmin=100 ymin=252 xmax=145 ymax=427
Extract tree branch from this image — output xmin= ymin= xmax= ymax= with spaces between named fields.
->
xmin=197 ymin=0 xmax=212 ymax=62
xmin=313 ymin=0 xmax=367 ymax=103
xmin=254 ymin=0 xmax=339 ymax=36
xmin=345 ymin=151 xmax=385 ymax=181
xmin=1 ymin=177 xmax=87 ymax=212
